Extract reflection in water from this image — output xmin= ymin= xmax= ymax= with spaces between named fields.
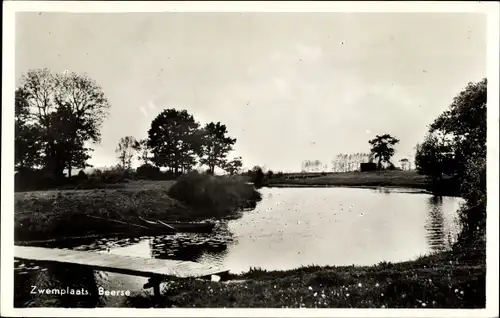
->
xmin=425 ymin=196 xmax=456 ymax=252
xmin=146 ymin=225 xmax=233 ymax=265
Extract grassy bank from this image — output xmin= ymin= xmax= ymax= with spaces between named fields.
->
xmin=14 ymin=176 xmax=261 ymax=242
xmin=264 ymin=170 xmax=432 ymax=189
xmin=126 ymin=245 xmax=485 ymax=308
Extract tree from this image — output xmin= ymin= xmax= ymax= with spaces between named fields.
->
xmin=429 ymin=78 xmax=487 ymax=182
xmin=15 ymin=87 xmax=43 ymax=170
xmin=399 ymin=158 xmax=409 ymax=170
xmin=223 ymin=157 xmax=243 ymax=176
xmin=415 ymin=133 xmax=456 ymax=183
xmin=133 ymin=139 xmax=151 ymax=165
xmin=115 ymin=136 xmax=138 ymax=170
xmin=426 ymin=78 xmax=487 ymax=245
xmin=458 ymin=156 xmax=486 ymax=244
xmin=368 ymin=134 xmax=400 ymax=170
xmin=16 ymin=69 xmax=110 ymax=178
xmin=199 ymin=122 xmax=236 ymax=175
xmin=250 ymin=165 xmax=265 ymax=187
xmin=147 ymin=109 xmax=201 ymax=174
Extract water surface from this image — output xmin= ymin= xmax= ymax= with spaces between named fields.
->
xmin=14 ymin=187 xmax=462 ymax=307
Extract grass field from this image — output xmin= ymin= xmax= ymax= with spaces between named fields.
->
xmin=126 ymin=245 xmax=485 ymax=308
xmin=265 ymin=170 xmax=431 ymax=188
xmin=14 ymin=176 xmax=260 ymax=242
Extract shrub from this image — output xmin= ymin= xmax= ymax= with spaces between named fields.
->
xmin=456 ymin=156 xmax=486 ymax=247
xmin=274 ymin=171 xmax=284 ymax=179
xmin=136 ymin=164 xmax=161 ymax=180
xmin=77 ymin=170 xmax=88 ymax=181
xmin=15 ymin=168 xmax=63 ymax=191
xmin=266 ymin=170 xmax=274 ymax=179
xmin=90 ymin=167 xmax=128 ymax=183
xmin=168 ymin=171 xmax=262 ymax=218
xmin=252 ymin=167 xmax=265 ymax=187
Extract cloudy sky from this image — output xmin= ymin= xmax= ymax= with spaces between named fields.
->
xmin=15 ymin=12 xmax=486 ymax=172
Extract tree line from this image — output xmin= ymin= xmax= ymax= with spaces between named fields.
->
xmin=15 ymin=69 xmax=244 ymax=187
xmin=115 ymin=110 xmax=242 ymax=177
xmin=300 ymin=140 xmax=409 ymax=173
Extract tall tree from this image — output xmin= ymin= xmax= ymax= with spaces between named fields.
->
xmin=15 ymin=87 xmax=43 ymax=170
xmin=429 ymin=78 xmax=487 ymax=182
xmin=17 ymin=69 xmax=110 ymax=178
xmin=425 ymin=78 xmax=487 ymax=244
xmin=115 ymin=136 xmax=138 ymax=170
xmin=147 ymin=109 xmax=201 ymax=174
xmin=134 ymin=139 xmax=151 ymax=165
xmin=368 ymin=134 xmax=400 ymax=170
xmin=199 ymin=122 xmax=236 ymax=175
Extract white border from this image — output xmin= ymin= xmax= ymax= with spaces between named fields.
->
xmin=2 ymin=1 xmax=499 ymax=317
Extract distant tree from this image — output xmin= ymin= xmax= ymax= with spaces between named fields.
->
xmin=400 ymin=158 xmax=409 ymax=170
xmin=133 ymin=139 xmax=151 ymax=165
xmin=199 ymin=122 xmax=236 ymax=175
xmin=368 ymin=134 xmax=400 ymax=170
xmin=223 ymin=156 xmax=243 ymax=176
xmin=251 ymin=166 xmax=265 ymax=187
xmin=330 ymin=159 xmax=338 ymax=172
xmin=147 ymin=109 xmax=201 ymax=174
xmin=266 ymin=170 xmax=274 ymax=179
xmin=115 ymin=136 xmax=138 ymax=170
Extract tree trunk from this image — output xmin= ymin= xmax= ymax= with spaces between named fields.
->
xmin=377 ymin=157 xmax=382 ymax=170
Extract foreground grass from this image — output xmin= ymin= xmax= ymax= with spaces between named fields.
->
xmin=126 ymin=246 xmax=485 ymax=308
xmin=15 ymin=177 xmax=260 ymax=242
xmin=264 ymin=170 xmax=431 ymax=189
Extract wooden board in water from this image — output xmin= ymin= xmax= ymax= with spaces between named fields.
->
xmin=14 ymin=245 xmax=228 ymax=279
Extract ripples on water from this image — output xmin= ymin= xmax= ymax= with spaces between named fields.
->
xmin=14 ymin=187 xmax=463 ymax=307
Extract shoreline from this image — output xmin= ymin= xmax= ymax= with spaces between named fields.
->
xmin=263 ymin=183 xmax=432 ymax=192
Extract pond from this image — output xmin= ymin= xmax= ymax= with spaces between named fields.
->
xmin=14 ymin=187 xmax=463 ymax=307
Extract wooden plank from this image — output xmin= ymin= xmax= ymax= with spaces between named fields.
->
xmin=14 ymin=246 xmax=228 ymax=279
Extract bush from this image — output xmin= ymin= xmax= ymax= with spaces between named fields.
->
xmin=15 ymin=168 xmax=64 ymax=191
xmin=168 ymin=171 xmax=262 ymax=218
xmin=456 ymin=157 xmax=486 ymax=246
xmin=136 ymin=164 xmax=161 ymax=180
xmin=88 ymin=166 xmax=129 ymax=184
xmin=266 ymin=170 xmax=274 ymax=179
xmin=77 ymin=170 xmax=88 ymax=181
xmin=252 ymin=167 xmax=265 ymax=187
xmin=360 ymin=162 xmax=377 ymax=172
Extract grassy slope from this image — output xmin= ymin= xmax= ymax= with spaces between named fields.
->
xmin=14 ymin=177 xmax=261 ymax=242
xmin=264 ymin=171 xmax=431 ymax=188
xmin=126 ymin=246 xmax=485 ymax=308
xmin=14 ymin=180 xmax=195 ymax=241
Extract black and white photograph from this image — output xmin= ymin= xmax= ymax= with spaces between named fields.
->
xmin=1 ymin=1 xmax=499 ymax=316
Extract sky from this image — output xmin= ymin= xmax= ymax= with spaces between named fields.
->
xmin=15 ymin=12 xmax=487 ymax=172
